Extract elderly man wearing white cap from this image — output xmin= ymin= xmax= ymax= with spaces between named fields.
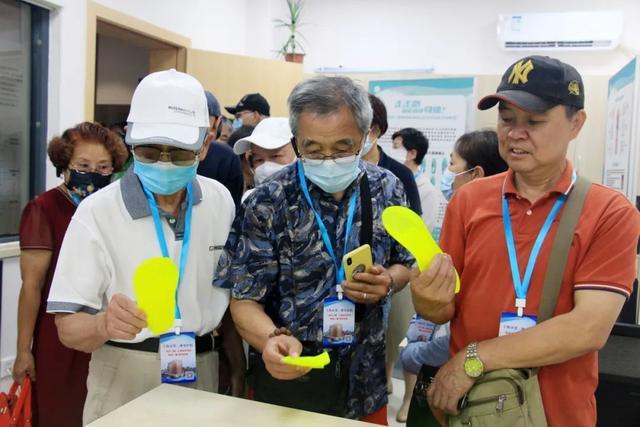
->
xmin=233 ymin=117 xmax=296 ymax=200
xmin=46 ymin=69 xmax=241 ymax=423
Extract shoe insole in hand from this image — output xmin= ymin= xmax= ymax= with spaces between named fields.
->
xmin=133 ymin=257 xmax=179 ymax=334
xmin=382 ymin=206 xmax=460 ymax=293
xmin=281 ymin=351 xmax=330 ymax=369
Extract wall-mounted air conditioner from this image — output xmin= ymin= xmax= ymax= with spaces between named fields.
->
xmin=497 ymin=11 xmax=623 ymax=51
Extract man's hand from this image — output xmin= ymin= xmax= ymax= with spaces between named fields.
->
xmin=12 ymin=350 xmax=36 ymax=383
xmin=427 ymin=350 xmax=475 ymax=414
xmin=342 ymin=265 xmax=391 ymax=304
xmin=262 ymin=335 xmax=311 ymax=380
xmin=410 ymin=254 xmax=456 ymax=323
xmin=101 ymin=293 xmax=147 ymax=341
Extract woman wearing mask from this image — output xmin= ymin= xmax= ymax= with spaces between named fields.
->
xmin=13 ymin=122 xmax=128 ymax=427
xmin=440 ymin=130 xmax=508 ymax=200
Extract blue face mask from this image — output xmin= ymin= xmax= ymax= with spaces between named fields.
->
xmin=440 ymin=167 xmax=473 ymax=201
xmin=133 ymin=159 xmax=198 ymax=195
xmin=361 ymin=136 xmax=375 ymax=156
xmin=302 ymin=154 xmax=361 ymax=194
xmin=232 ymin=118 xmax=243 ymax=131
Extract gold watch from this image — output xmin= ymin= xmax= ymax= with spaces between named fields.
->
xmin=463 ymin=342 xmax=484 ymax=378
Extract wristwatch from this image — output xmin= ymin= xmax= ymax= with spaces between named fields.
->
xmin=463 ymin=342 xmax=484 ymax=378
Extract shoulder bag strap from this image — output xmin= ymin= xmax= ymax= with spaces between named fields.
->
xmin=538 ymin=174 xmax=591 ymax=322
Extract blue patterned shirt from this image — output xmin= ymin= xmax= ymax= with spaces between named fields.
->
xmin=215 ymin=160 xmax=414 ymax=419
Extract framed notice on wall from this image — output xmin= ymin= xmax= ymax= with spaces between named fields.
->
xmin=368 ymin=78 xmax=475 ymax=188
xmin=604 ymin=58 xmax=640 ymax=202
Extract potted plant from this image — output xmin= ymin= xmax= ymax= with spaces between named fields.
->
xmin=275 ymin=0 xmax=306 ymax=63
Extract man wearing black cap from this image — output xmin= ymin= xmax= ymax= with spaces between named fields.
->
xmin=225 ymin=93 xmax=271 ymax=128
xmin=410 ymin=56 xmax=640 ymax=426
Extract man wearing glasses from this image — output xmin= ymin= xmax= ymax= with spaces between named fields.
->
xmin=215 ymin=76 xmax=414 ymax=424
xmin=47 ymin=70 xmax=242 ymax=424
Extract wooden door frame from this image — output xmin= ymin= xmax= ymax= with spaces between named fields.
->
xmin=85 ymin=1 xmax=191 ymax=120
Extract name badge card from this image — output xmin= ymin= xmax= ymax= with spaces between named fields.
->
xmin=406 ymin=314 xmax=436 ymax=343
xmin=322 ymin=297 xmax=355 ymax=347
xmin=160 ymin=332 xmax=197 ymax=384
xmin=499 ymin=312 xmax=537 ymax=337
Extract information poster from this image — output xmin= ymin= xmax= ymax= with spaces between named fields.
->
xmin=604 ymin=58 xmax=639 ymax=201
xmin=369 ymin=79 xmax=474 ymax=184
xmin=369 ymin=78 xmax=474 ymax=234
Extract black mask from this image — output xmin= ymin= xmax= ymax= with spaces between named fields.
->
xmin=66 ymin=169 xmax=112 ymax=200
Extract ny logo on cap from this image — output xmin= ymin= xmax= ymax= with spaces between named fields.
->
xmin=508 ymin=59 xmax=534 ymax=85
xmin=568 ymin=80 xmax=580 ymax=96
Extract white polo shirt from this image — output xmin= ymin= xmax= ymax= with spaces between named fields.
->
xmin=47 ymin=169 xmax=234 ymax=342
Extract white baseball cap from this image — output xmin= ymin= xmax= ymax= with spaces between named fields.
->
xmin=126 ymin=69 xmax=209 ymax=151
xmin=233 ymin=117 xmax=293 ymax=155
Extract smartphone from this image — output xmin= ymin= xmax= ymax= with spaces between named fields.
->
xmin=342 ymin=244 xmax=373 ymax=281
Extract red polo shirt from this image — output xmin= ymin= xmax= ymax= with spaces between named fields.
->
xmin=440 ymin=162 xmax=640 ymax=427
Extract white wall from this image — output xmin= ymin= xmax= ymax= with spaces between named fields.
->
xmin=93 ymin=0 xmax=249 ymax=54
xmin=278 ymin=0 xmax=640 ymax=76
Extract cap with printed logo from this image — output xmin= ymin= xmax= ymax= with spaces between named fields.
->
xmin=225 ymin=93 xmax=271 ymax=116
xmin=126 ymin=69 xmax=209 ymax=151
xmin=478 ymin=56 xmax=584 ymax=113
xmin=233 ymin=117 xmax=292 ymax=155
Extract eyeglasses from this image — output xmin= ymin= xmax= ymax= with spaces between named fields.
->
xmin=69 ymin=162 xmax=114 ymax=176
xmin=133 ymin=145 xmax=199 ymax=166
xmin=292 ymin=136 xmax=363 ymax=164
xmin=301 ymin=151 xmax=359 ymax=163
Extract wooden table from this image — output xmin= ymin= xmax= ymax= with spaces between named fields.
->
xmin=88 ymin=384 xmax=373 ymax=426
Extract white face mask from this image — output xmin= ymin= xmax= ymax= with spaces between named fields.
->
xmin=254 ymin=161 xmax=289 ymax=185
xmin=387 ymin=145 xmax=408 ymax=163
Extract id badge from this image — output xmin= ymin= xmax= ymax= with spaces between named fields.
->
xmin=160 ymin=332 xmax=197 ymax=383
xmin=406 ymin=314 xmax=436 ymax=343
xmin=499 ymin=312 xmax=537 ymax=337
xmin=322 ymin=297 xmax=355 ymax=347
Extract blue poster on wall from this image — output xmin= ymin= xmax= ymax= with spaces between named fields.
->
xmin=369 ymin=78 xmax=475 ymax=238
xmin=369 ymin=78 xmax=474 ymax=181
xmin=604 ymin=58 xmax=639 ymax=201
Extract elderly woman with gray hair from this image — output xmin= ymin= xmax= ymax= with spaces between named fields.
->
xmin=215 ymin=75 xmax=415 ymax=424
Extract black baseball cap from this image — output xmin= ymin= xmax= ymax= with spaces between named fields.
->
xmin=225 ymin=93 xmax=270 ymax=116
xmin=478 ymin=56 xmax=584 ymax=113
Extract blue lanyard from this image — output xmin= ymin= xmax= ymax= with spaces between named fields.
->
xmin=70 ymin=194 xmax=82 ymax=205
xmin=297 ymin=161 xmax=358 ymax=298
xmin=502 ymin=171 xmax=576 ymax=316
xmin=141 ymin=181 xmax=194 ymax=325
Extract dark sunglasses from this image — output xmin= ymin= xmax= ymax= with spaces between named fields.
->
xmin=133 ymin=145 xmax=199 ymax=166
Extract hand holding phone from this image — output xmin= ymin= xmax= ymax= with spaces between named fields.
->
xmin=342 ymin=244 xmax=373 ymax=281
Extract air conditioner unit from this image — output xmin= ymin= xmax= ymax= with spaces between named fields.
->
xmin=497 ymin=11 xmax=623 ymax=51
